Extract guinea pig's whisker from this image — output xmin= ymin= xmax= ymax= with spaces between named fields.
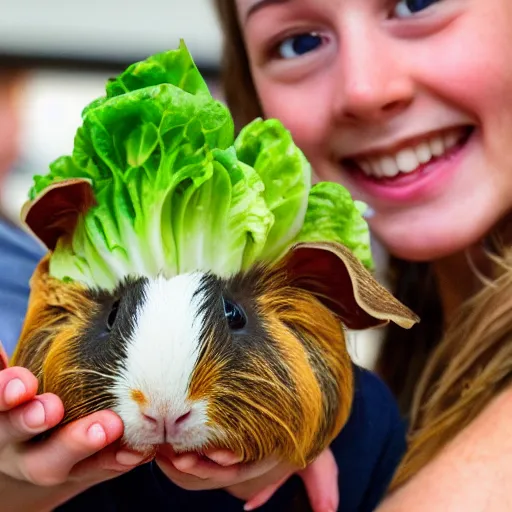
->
xmin=219 ymin=389 xmax=301 ymax=456
xmin=58 ymin=368 xmax=117 ymax=382
xmin=228 ymin=372 xmax=292 ymax=393
xmin=59 ymin=389 xmax=117 ymax=423
xmin=117 ymin=327 xmax=133 ymax=345
xmin=96 ymin=361 xmax=119 ymax=373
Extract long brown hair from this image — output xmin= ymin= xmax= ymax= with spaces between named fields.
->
xmin=390 ymin=235 xmax=512 ymax=488
xmin=213 ymin=0 xmax=263 ymax=132
xmin=212 ymin=0 xmax=512 ymax=490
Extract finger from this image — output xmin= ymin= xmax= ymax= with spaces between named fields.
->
xmin=0 ymin=393 xmax=64 ymax=446
xmin=243 ymin=473 xmax=291 ymax=511
xmin=17 ymin=410 xmax=124 ymax=486
xmin=205 ymin=449 xmax=243 ymax=467
xmin=299 ymin=449 xmax=339 ymax=512
xmin=69 ymin=443 xmax=152 ymax=485
xmin=171 ymin=453 xmax=232 ymax=480
xmin=0 ymin=367 xmax=39 ymax=411
xmin=0 ymin=341 xmax=8 ymax=370
xmin=172 ymin=452 xmax=279 ymax=483
xmin=155 ymin=455 xmax=222 ymax=491
xmin=115 ymin=446 xmax=155 ymax=468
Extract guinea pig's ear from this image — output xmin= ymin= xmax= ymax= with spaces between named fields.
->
xmin=283 ymin=241 xmax=419 ymax=330
xmin=21 ymin=178 xmax=96 ymax=250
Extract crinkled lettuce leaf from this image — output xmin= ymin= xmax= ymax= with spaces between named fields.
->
xmin=234 ymin=118 xmax=311 ymax=262
xmin=27 ymin=40 xmax=373 ymax=290
xmin=292 ymin=182 xmax=374 ymax=271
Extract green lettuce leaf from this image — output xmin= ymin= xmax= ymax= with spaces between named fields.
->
xmin=293 ymin=182 xmax=374 ymax=270
xmin=234 ymin=118 xmax=312 ymax=263
xmin=26 ymin=40 xmax=373 ymax=290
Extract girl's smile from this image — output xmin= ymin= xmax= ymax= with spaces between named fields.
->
xmin=238 ymin=0 xmax=512 ymax=261
xmin=339 ymin=125 xmax=473 ymax=204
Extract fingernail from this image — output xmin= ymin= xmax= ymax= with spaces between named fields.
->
xmin=87 ymin=423 xmax=107 ymax=444
xmin=116 ymin=450 xmax=147 ymax=467
xmin=4 ymin=378 xmax=26 ymax=405
xmin=23 ymin=400 xmax=46 ymax=428
xmin=173 ymin=454 xmax=197 ymax=471
xmin=207 ymin=451 xmax=242 ymax=466
xmin=244 ymin=503 xmax=262 ymax=512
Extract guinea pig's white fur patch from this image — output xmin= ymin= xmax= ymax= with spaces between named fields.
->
xmin=111 ymin=272 xmax=213 ymax=451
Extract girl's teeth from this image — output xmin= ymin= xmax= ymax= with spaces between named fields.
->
xmin=444 ymin=131 xmax=458 ymax=149
xmin=370 ymin=158 xmax=383 ymax=177
xmin=415 ymin=142 xmax=431 ymax=164
xmin=429 ymin=137 xmax=445 ymax=157
xmin=360 ymin=160 xmax=372 ymax=174
xmin=353 ymin=129 xmax=464 ymax=179
xmin=396 ymin=148 xmax=418 ymax=173
xmin=381 ymin=156 xmax=398 ymax=177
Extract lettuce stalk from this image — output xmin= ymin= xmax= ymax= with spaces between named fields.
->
xmin=27 ymin=40 xmax=373 ymax=290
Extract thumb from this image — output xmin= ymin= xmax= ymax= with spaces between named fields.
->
xmin=243 ymin=473 xmax=291 ymax=511
xmin=298 ymin=448 xmax=339 ymax=512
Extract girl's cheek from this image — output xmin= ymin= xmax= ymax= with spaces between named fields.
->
xmin=259 ymin=85 xmax=331 ymax=158
xmin=417 ymin=13 xmax=512 ymax=123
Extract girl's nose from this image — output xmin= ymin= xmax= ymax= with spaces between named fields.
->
xmin=333 ymin=26 xmax=414 ymax=123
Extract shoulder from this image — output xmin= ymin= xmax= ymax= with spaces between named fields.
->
xmin=0 ymin=217 xmax=44 ymax=356
xmin=379 ymin=385 xmax=512 ymax=511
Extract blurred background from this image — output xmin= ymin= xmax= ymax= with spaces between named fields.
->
xmin=0 ymin=0 xmax=386 ymax=369
xmin=0 ymin=0 xmax=223 ymax=220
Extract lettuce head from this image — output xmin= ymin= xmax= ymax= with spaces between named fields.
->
xmin=25 ymin=40 xmax=373 ymax=290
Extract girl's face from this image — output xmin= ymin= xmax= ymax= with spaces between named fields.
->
xmin=237 ymin=0 xmax=512 ymax=261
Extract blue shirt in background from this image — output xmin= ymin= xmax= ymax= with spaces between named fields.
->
xmin=0 ymin=217 xmax=406 ymax=511
xmin=0 ymin=216 xmax=44 ymax=356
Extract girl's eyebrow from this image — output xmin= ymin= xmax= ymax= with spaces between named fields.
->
xmin=243 ymin=0 xmax=291 ymax=23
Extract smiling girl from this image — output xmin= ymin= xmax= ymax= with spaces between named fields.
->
xmin=213 ymin=0 xmax=512 ymax=508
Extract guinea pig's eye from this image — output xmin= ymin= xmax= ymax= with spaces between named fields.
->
xmin=106 ymin=300 xmax=120 ymax=331
xmin=223 ymin=298 xmax=247 ymax=330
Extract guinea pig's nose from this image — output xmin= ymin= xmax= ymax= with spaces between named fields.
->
xmin=142 ymin=409 xmax=192 ymax=438
xmin=174 ymin=410 xmax=192 ymax=425
xmin=143 ymin=410 xmax=191 ymax=425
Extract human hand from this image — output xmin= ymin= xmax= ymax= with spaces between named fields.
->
xmin=241 ymin=448 xmax=339 ymax=511
xmin=155 ymin=445 xmax=339 ymax=511
xmin=0 ymin=343 xmax=149 ymax=508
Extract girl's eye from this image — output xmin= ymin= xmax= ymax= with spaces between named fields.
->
xmin=277 ymin=33 xmax=323 ymax=59
xmin=393 ymin=0 xmax=440 ymax=18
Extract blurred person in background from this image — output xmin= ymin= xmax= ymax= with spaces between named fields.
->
xmin=0 ymin=68 xmax=44 ymax=357
xmin=0 ymin=69 xmax=22 ymax=191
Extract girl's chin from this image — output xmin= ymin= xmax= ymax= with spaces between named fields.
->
xmin=385 ymin=244 xmax=458 ymax=263
xmin=371 ymin=222 xmax=485 ymax=263
xmin=367 ymin=193 xmax=506 ymax=263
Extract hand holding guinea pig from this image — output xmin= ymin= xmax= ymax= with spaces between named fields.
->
xmin=0 ymin=343 xmax=155 ymax=511
xmin=0 ymin=346 xmax=337 ymax=512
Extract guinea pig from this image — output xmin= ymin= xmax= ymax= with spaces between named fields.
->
xmin=12 ymin=179 xmax=419 ymax=468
